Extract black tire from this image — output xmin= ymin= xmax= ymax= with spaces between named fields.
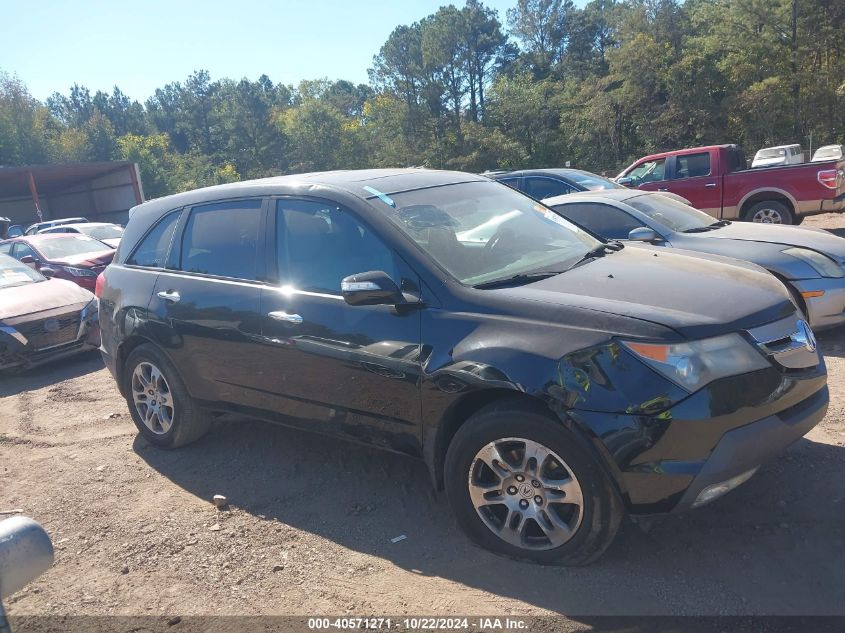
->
xmin=744 ymin=200 xmax=795 ymax=225
xmin=444 ymin=401 xmax=624 ymax=565
xmin=123 ymin=343 xmax=210 ymax=448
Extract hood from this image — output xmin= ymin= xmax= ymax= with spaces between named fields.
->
xmin=692 ymin=222 xmax=845 ymax=261
xmin=502 ymin=247 xmax=794 ymax=340
xmin=49 ymin=249 xmax=115 ymax=268
xmin=0 ymin=278 xmax=93 ymax=320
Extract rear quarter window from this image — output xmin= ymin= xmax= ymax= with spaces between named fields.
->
xmin=127 ymin=211 xmax=181 ymax=268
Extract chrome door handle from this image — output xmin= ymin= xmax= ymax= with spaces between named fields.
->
xmin=705 ymin=183 xmax=717 ymax=188
xmin=268 ymin=311 xmax=303 ymax=324
xmin=657 ymin=187 xmax=668 ymax=192
xmin=156 ymin=290 xmax=180 ymax=303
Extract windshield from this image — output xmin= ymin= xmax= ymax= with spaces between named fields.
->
xmin=34 ymin=235 xmax=111 ymax=259
xmin=626 ymin=194 xmax=718 ymax=232
xmin=378 ymin=181 xmax=601 ymax=285
xmin=565 ymin=171 xmax=625 ymax=191
xmin=0 ymin=253 xmax=44 ymax=288
xmin=757 ymin=148 xmax=787 ymax=159
xmin=813 ymin=147 xmax=842 ymax=160
xmin=82 ymin=225 xmax=123 ymax=240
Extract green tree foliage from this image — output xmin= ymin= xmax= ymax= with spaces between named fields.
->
xmin=0 ymin=72 xmax=53 ymax=165
xmin=1 ymin=0 xmax=843 ymax=197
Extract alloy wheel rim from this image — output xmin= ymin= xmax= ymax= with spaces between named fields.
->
xmin=131 ymin=361 xmax=174 ymax=435
xmin=468 ymin=437 xmax=584 ymax=550
xmin=752 ymin=208 xmax=782 ymax=224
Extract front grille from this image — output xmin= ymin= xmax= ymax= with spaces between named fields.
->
xmin=747 ymin=315 xmax=819 ymax=370
xmin=16 ymin=313 xmax=81 ymax=350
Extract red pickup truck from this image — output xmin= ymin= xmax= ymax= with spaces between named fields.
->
xmin=616 ymin=144 xmax=845 ymax=224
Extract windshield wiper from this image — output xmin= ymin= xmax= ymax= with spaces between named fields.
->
xmin=473 ymin=270 xmax=566 ymax=289
xmin=682 ymin=220 xmax=731 ymax=233
xmin=564 ymin=241 xmax=624 ymax=271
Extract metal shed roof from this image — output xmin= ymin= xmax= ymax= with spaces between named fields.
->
xmin=0 ymin=161 xmax=138 ymax=198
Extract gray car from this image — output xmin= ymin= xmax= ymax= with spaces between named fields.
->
xmin=546 ymin=190 xmax=845 ymax=330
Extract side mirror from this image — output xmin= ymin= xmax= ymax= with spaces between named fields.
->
xmin=341 ymin=271 xmax=403 ymax=307
xmin=616 ymin=177 xmax=634 ymax=188
xmin=19 ymin=255 xmax=37 ymax=268
xmin=628 ymin=227 xmax=658 ymax=242
xmin=40 ymin=267 xmax=56 ymax=278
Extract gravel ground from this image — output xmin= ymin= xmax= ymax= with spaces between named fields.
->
xmin=2 ymin=213 xmax=845 ymax=624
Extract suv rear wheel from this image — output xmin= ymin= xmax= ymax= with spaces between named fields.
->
xmin=444 ymin=402 xmax=623 ymax=565
xmin=124 ymin=344 xmax=210 ymax=448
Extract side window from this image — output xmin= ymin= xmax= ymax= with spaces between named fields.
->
xmin=276 ymin=199 xmax=396 ymax=295
xmin=627 ymin=159 xmax=666 ymax=184
xmin=524 ymin=177 xmax=575 ymax=200
xmin=674 ymin=152 xmax=711 ymax=179
xmin=180 ymin=200 xmax=263 ymax=280
xmin=11 ymin=242 xmax=38 ymax=260
xmin=127 ymin=211 xmax=181 ymax=268
xmin=554 ymin=203 xmax=645 ymax=240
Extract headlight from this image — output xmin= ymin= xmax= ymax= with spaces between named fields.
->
xmin=620 ymin=333 xmax=769 ymax=392
xmin=782 ymin=247 xmax=844 ymax=278
xmin=61 ymin=265 xmax=97 ymax=278
xmin=80 ymin=298 xmax=98 ymax=320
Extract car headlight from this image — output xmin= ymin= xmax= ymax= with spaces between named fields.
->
xmin=782 ymin=247 xmax=844 ymax=278
xmin=80 ymin=298 xmax=98 ymax=320
xmin=620 ymin=333 xmax=769 ymax=392
xmin=61 ymin=265 xmax=97 ymax=278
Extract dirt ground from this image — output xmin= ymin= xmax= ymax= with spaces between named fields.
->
xmin=2 ymin=214 xmax=845 ymax=624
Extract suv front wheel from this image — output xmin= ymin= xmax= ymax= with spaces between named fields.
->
xmin=123 ymin=343 xmax=210 ymax=448
xmin=444 ymin=402 xmax=623 ymax=565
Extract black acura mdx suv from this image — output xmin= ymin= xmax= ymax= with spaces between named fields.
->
xmin=98 ymin=169 xmax=828 ymax=564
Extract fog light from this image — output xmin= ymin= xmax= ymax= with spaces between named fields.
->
xmin=692 ymin=467 xmax=759 ymax=508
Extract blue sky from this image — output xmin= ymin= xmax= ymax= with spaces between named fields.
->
xmin=0 ymin=0 xmax=564 ymax=103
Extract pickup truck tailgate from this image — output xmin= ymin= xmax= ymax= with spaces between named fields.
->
xmin=818 ymin=159 xmax=845 ymax=212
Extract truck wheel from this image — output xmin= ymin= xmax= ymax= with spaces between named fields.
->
xmin=123 ymin=344 xmax=210 ymax=448
xmin=745 ymin=200 xmax=794 ymax=225
xmin=444 ymin=401 xmax=624 ymax=565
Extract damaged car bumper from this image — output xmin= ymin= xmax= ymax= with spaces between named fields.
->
xmin=0 ymin=299 xmax=100 ymax=371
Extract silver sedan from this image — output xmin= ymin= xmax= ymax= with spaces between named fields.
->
xmin=546 ymin=190 xmax=845 ymax=330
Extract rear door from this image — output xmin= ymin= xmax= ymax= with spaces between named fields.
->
xmin=664 ymin=151 xmax=722 ymax=217
xmin=148 ymin=197 xmax=267 ymax=408
xmin=254 ymin=197 xmax=423 ymax=452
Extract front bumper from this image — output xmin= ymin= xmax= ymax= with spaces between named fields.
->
xmin=571 ymin=358 xmax=828 ymax=514
xmin=793 ymin=277 xmax=845 ymax=330
xmin=673 ymin=384 xmax=828 ymax=511
xmin=0 ymin=302 xmax=100 ymax=371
